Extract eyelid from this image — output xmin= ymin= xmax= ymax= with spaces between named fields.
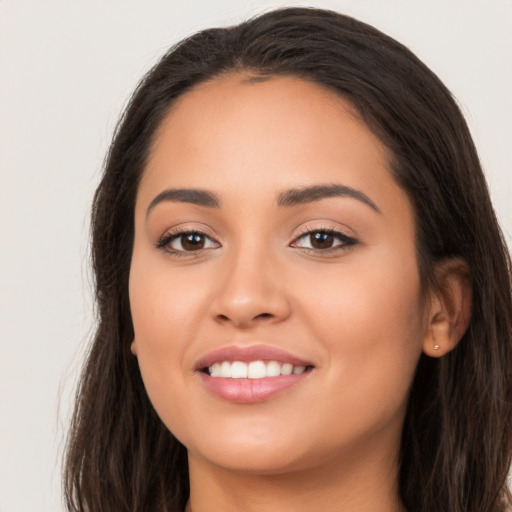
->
xmin=290 ymin=225 xmax=358 ymax=251
xmin=155 ymin=225 xmax=221 ymax=254
xmin=154 ymin=222 xmax=358 ymax=256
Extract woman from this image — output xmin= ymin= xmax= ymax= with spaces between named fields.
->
xmin=64 ymin=7 xmax=512 ymax=512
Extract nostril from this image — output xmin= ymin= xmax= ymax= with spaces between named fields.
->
xmin=257 ymin=313 xmax=273 ymax=319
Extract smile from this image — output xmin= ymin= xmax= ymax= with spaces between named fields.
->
xmin=196 ymin=345 xmax=315 ymax=403
xmin=207 ymin=360 xmax=308 ymax=379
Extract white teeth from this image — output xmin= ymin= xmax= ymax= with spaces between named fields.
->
xmin=210 ymin=363 xmax=221 ymax=377
xmin=220 ymin=361 xmax=232 ymax=378
xmin=231 ymin=361 xmax=248 ymax=378
xmin=281 ymin=363 xmax=293 ymax=375
xmin=266 ymin=360 xmax=281 ymax=377
xmin=248 ymin=361 xmax=266 ymax=379
xmin=207 ymin=360 xmax=310 ymax=378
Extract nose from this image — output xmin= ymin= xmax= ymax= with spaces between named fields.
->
xmin=209 ymin=245 xmax=292 ymax=329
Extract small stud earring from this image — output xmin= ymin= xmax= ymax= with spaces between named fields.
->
xmin=434 ymin=344 xmax=440 ymax=350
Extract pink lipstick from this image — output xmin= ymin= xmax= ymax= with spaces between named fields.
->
xmin=195 ymin=345 xmax=314 ymax=404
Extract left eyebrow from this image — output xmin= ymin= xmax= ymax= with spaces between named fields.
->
xmin=277 ymin=184 xmax=381 ymax=214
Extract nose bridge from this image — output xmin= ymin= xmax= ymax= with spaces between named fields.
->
xmin=210 ymin=237 xmax=290 ymax=327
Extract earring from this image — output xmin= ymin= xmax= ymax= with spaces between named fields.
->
xmin=434 ymin=344 xmax=440 ymax=350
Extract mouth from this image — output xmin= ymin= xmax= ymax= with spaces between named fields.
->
xmin=195 ymin=345 xmax=315 ymax=403
xmin=202 ymin=360 xmax=314 ymax=379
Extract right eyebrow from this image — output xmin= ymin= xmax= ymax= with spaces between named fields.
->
xmin=146 ymin=188 xmax=221 ymax=217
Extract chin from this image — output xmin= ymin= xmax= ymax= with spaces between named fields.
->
xmin=196 ymin=447 xmax=309 ymax=475
xmin=185 ymin=429 xmax=314 ymax=475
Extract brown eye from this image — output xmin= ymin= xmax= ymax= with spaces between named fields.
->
xmin=291 ymin=229 xmax=357 ymax=252
xmin=309 ymin=232 xmax=334 ymax=249
xmin=180 ymin=233 xmax=206 ymax=251
xmin=158 ymin=231 xmax=219 ymax=253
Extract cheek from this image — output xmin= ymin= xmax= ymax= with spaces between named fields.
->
xmin=128 ymin=251 xmax=207 ymax=404
xmin=318 ymin=243 xmax=423 ymax=339
xmin=129 ymin=248 xmax=209 ymax=348
xmin=296 ymin=246 xmax=425 ymax=408
xmin=128 ymin=258 xmax=210 ymax=446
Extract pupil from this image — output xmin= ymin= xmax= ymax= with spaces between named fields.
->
xmin=311 ymin=232 xmax=333 ymax=249
xmin=182 ymin=233 xmax=204 ymax=250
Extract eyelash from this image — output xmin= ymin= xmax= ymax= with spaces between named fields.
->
xmin=291 ymin=227 xmax=358 ymax=253
xmin=156 ymin=229 xmax=219 ymax=257
xmin=156 ymin=227 xmax=358 ymax=257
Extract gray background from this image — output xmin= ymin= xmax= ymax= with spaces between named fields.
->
xmin=1 ymin=1 xmax=510 ymax=510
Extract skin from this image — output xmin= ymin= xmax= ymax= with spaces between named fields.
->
xmin=129 ymin=75 xmax=469 ymax=512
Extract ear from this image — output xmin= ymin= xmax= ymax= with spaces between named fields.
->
xmin=130 ymin=339 xmax=138 ymax=356
xmin=422 ymin=258 xmax=472 ymax=358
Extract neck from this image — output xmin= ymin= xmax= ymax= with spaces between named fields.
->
xmin=185 ymin=439 xmax=405 ymax=512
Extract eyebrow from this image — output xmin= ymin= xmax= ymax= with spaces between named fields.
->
xmin=146 ymin=188 xmax=221 ymax=216
xmin=146 ymin=183 xmax=380 ymax=217
xmin=277 ymin=184 xmax=381 ymax=213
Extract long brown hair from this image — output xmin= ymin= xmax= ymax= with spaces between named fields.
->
xmin=64 ymin=8 xmax=512 ymax=512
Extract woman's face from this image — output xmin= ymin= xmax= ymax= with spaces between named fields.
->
xmin=129 ymin=75 xmax=428 ymax=474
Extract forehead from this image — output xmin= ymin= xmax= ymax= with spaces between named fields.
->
xmin=138 ymin=73 xmax=408 ymax=221
xmin=150 ymin=74 xmax=380 ymax=162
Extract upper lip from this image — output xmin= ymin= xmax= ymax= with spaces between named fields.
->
xmin=195 ymin=344 xmax=313 ymax=370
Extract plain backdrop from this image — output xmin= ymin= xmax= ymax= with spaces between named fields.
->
xmin=0 ymin=1 xmax=510 ymax=511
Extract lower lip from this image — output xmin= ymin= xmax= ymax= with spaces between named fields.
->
xmin=198 ymin=371 xmax=311 ymax=403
